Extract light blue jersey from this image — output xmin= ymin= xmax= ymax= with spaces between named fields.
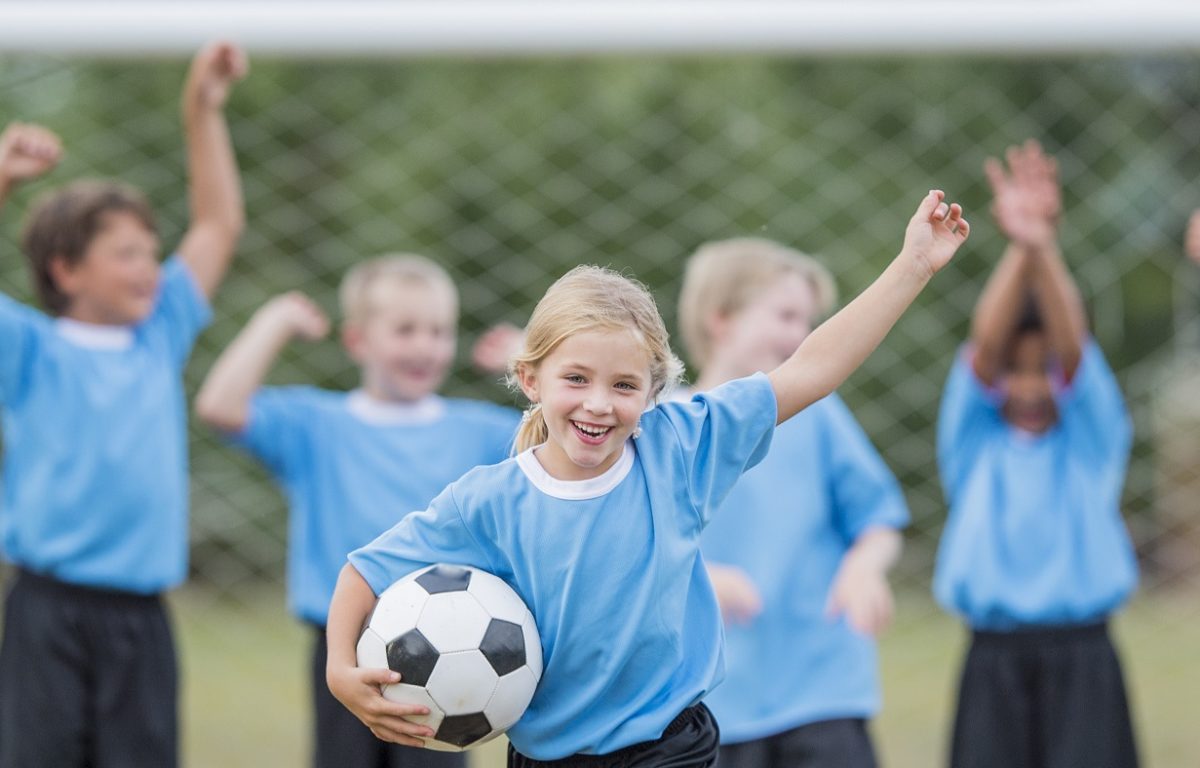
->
xmin=933 ymin=340 xmax=1137 ymax=630
xmin=349 ymin=373 xmax=777 ymax=760
xmin=0 ymin=257 xmax=210 ymax=593
xmin=700 ymin=393 xmax=908 ymax=744
xmin=232 ymin=388 xmax=519 ymax=625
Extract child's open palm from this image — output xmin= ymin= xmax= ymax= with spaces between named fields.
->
xmin=903 ymin=190 xmax=969 ymax=278
xmin=185 ymin=42 xmax=248 ymax=110
xmin=825 ymin=557 xmax=895 ymax=637
xmin=0 ymin=122 xmax=62 ymax=184
xmin=985 ymin=139 xmax=1061 ymax=248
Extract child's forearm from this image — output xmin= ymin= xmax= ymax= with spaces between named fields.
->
xmin=970 ymin=244 xmax=1032 ymax=384
xmin=176 ymin=46 xmax=246 ymax=300
xmin=844 ymin=526 xmax=902 ymax=575
xmin=194 ymin=306 xmax=294 ymax=431
xmin=769 ymin=253 xmax=929 ymax=423
xmin=1025 ymin=241 xmax=1086 ymax=379
xmin=326 ymin=565 xmax=379 ymax=677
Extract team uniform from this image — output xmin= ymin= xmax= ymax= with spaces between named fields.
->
xmin=349 ymin=373 xmax=779 ymax=766
xmin=699 ymin=393 xmax=908 ymax=768
xmin=230 ymin=389 xmax=518 ymax=768
xmin=0 ymin=256 xmax=209 ymax=767
xmin=933 ymin=339 xmax=1139 ymax=768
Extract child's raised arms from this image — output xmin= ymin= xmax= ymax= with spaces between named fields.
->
xmin=177 ymin=42 xmax=248 ymax=300
xmin=0 ymin=122 xmax=62 ymax=210
xmin=976 ymin=140 xmax=1085 ymax=381
xmin=767 ymin=190 xmax=968 ymax=424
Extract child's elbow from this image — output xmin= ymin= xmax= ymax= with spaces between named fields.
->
xmin=193 ymin=394 xmax=246 ymax=433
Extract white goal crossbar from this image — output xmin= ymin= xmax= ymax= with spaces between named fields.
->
xmin=2 ymin=1 xmax=1200 ymax=57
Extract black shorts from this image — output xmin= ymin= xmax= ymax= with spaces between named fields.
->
xmin=717 ymin=718 xmax=877 ymax=768
xmin=508 ymin=703 xmax=719 ymax=768
xmin=310 ymin=626 xmax=466 ymax=768
xmin=0 ymin=568 xmax=177 ymax=768
xmin=950 ymin=621 xmax=1139 ymax=768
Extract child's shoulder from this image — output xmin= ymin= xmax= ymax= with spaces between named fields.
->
xmin=440 ymin=397 xmax=521 ymax=427
xmin=0 ymin=290 xmax=50 ymax=331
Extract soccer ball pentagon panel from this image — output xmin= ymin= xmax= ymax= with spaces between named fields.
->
xmin=356 ymin=564 xmax=543 ymax=751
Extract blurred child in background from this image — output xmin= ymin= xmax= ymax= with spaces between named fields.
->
xmin=933 ymin=140 xmax=1139 ymax=768
xmin=195 ymin=254 xmax=519 ymax=768
xmin=677 ymin=238 xmax=907 ymax=768
xmin=325 ymin=191 xmax=967 ymax=766
xmin=0 ymin=43 xmax=246 ymax=768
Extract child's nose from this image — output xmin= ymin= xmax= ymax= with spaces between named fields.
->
xmin=584 ymin=392 xmax=613 ymax=415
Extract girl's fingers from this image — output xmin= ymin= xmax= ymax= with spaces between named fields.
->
xmin=913 ymin=189 xmax=945 ymax=222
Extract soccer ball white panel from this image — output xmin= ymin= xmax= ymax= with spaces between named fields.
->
xmin=379 ymin=682 xmax=446 ymax=734
xmin=520 ymin=609 xmax=543 ymax=680
xmin=416 ymin=591 xmax=491 ymax=653
xmin=367 ymin=579 xmax=428 ymax=640
xmin=484 ymin=665 xmax=539 ymax=733
xmin=425 ymin=650 xmax=500 ymax=715
xmin=466 ymin=569 xmax=528 ymax=624
xmin=355 ymin=627 xmax=389 ymax=671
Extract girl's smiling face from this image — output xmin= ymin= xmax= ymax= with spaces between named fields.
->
xmin=517 ymin=328 xmax=654 ymax=481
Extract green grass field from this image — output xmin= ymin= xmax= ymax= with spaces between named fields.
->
xmin=175 ymin=588 xmax=1199 ymax=767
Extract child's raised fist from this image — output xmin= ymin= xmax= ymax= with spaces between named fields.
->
xmin=0 ymin=122 xmax=62 ymax=186
xmin=267 ymin=291 xmax=330 ymax=341
xmin=185 ymin=42 xmax=248 ymax=110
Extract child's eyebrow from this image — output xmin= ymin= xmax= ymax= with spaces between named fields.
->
xmin=560 ymin=361 xmax=648 ymax=382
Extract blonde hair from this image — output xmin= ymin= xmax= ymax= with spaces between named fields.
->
xmin=677 ymin=237 xmax=837 ymax=369
xmin=508 ymin=265 xmax=684 ymax=452
xmin=338 ymin=253 xmax=458 ymax=326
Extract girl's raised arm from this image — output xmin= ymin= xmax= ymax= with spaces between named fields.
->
xmin=769 ymin=190 xmax=968 ymax=424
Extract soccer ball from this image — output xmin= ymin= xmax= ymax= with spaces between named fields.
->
xmin=356 ymin=564 xmax=542 ymax=751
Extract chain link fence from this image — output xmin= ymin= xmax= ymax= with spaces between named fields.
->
xmin=2 ymin=57 xmax=1200 ymax=759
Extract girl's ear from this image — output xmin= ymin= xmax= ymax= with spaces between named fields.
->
xmin=341 ymin=323 xmax=366 ymax=365
xmin=515 ymin=361 xmax=540 ymax=403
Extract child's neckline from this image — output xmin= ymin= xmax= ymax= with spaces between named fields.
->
xmin=346 ymin=390 xmax=445 ymax=426
xmin=54 ymin=317 xmax=135 ymax=350
xmin=516 ymin=441 xmax=635 ymax=500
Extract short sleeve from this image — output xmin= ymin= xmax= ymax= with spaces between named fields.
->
xmin=227 ymin=387 xmax=311 ymax=478
xmin=348 ymin=484 xmax=495 ymax=595
xmin=819 ymin=394 xmax=910 ymax=542
xmin=937 ymin=346 xmax=1005 ymax=500
xmin=0 ymin=293 xmax=41 ymax=405
xmin=657 ymin=372 xmax=778 ymax=526
xmin=1056 ymin=339 xmax=1131 ymax=468
xmin=142 ymin=256 xmax=212 ymax=368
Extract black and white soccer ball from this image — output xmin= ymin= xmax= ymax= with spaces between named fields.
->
xmin=356 ymin=564 xmax=542 ymax=751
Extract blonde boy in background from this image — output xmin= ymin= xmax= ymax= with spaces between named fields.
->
xmin=196 ymin=255 xmax=519 ymax=768
xmin=678 ymin=238 xmax=907 ymax=768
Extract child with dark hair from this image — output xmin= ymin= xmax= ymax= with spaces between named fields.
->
xmin=0 ymin=43 xmax=247 ymax=768
xmin=934 ymin=140 xmax=1139 ymax=768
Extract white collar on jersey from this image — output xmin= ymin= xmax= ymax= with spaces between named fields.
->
xmin=346 ymin=390 xmax=446 ymax=426
xmin=54 ymin=317 xmax=135 ymax=350
xmin=516 ymin=440 xmax=635 ymax=500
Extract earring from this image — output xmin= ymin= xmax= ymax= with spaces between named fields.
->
xmin=632 ymin=420 xmax=642 ymax=439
